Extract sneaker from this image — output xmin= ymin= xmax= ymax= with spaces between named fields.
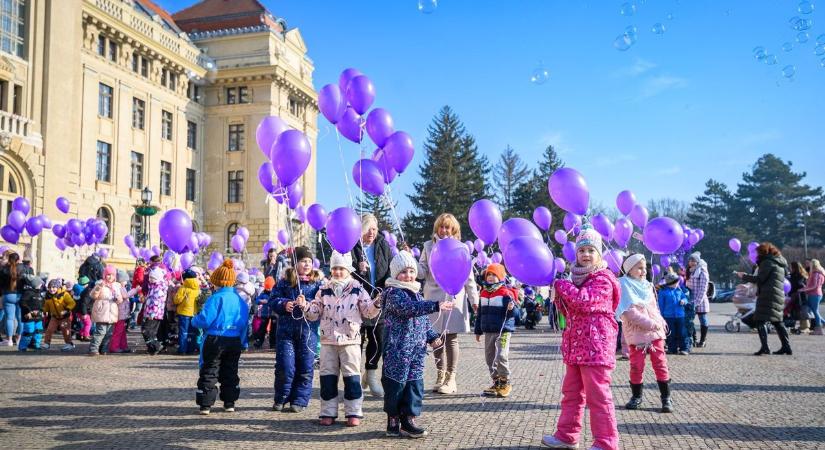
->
xmin=0 ymin=340 xmax=9 ymax=346
xmin=319 ymin=417 xmax=334 ymax=426
xmin=87 ymin=352 xmax=100 ymax=357
xmin=386 ymin=416 xmax=401 ymax=437
xmin=540 ymin=435 xmax=579 ymax=448
xmin=40 ymin=343 xmax=50 ymax=350
xmin=483 ymin=377 xmax=500 ymax=396
xmin=223 ymin=403 xmax=235 ymax=412
xmin=199 ymin=406 xmax=211 ymax=415
xmin=285 ymin=404 xmax=304 ymax=413
xmin=678 ymin=350 xmax=690 ymax=355
xmin=400 ymin=415 xmax=427 ymax=438
xmin=346 ymin=417 xmax=360 ymax=427
xmin=496 ymin=378 xmax=512 ymax=398
xmin=272 ymin=403 xmax=285 ymax=412
xmin=61 ymin=343 xmax=75 ymax=352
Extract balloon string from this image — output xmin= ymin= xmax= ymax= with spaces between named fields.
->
xmin=383 ymin=185 xmax=407 ymax=246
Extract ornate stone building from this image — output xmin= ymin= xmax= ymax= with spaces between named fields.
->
xmin=0 ymin=0 xmax=317 ymax=278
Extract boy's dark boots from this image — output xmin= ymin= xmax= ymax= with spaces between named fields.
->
xmin=698 ymin=325 xmax=709 ymax=347
xmin=386 ymin=416 xmax=401 ymax=437
xmin=754 ymin=324 xmax=771 ymax=355
xmin=400 ymin=415 xmax=427 ymax=438
xmin=657 ymin=380 xmax=673 ymax=413
xmin=625 ymin=383 xmax=643 ymax=410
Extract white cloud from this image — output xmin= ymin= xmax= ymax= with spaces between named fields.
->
xmin=637 ymin=75 xmax=688 ymax=99
xmin=613 ymin=57 xmax=657 ymax=78
xmin=656 ymin=166 xmax=682 ymax=175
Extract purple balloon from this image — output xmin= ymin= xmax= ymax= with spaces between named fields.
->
xmin=554 ymin=258 xmax=566 ymax=274
xmin=629 ymin=205 xmax=649 ymax=229
xmin=237 ymin=226 xmax=250 ymax=242
xmin=270 ymin=130 xmax=311 ymax=187
xmin=38 ymin=215 xmax=52 ymax=229
xmin=55 ymin=238 xmax=66 ymax=252
xmin=152 ymin=245 xmax=162 ymax=256
xmin=366 ymin=108 xmax=395 ymax=148
xmin=562 ymin=241 xmax=576 ymax=263
xmin=747 ymin=241 xmax=759 ymax=252
xmin=498 ymin=218 xmax=543 ymax=254
xmin=24 ymin=217 xmax=43 ymax=236
xmin=208 ymin=251 xmax=224 ymax=271
xmin=352 ymin=159 xmax=385 ymax=196
xmin=695 ymin=229 xmax=705 ymax=240
xmin=374 ymin=149 xmax=398 ymax=184
xmin=12 ymin=197 xmax=30 ymax=215
xmin=53 ymin=224 xmax=66 ymax=239
xmin=187 ymin=235 xmax=199 ymax=254
xmin=605 ymin=250 xmax=623 ymax=274
xmin=158 ymin=209 xmax=193 ymax=254
xmin=338 ymin=68 xmax=363 ymax=95
xmin=412 ymin=247 xmax=421 ymax=258
xmin=124 ymin=235 xmax=135 ymax=248
xmin=532 ymin=206 xmax=552 ymax=231
xmin=548 ymin=168 xmax=589 ymax=216
xmin=180 ymin=252 xmax=195 ymax=270
xmin=92 ymin=221 xmax=108 ymax=238
xmin=783 ymin=279 xmax=791 ymax=295
xmin=473 ymin=238 xmax=485 ymax=253
xmin=468 ymin=199 xmax=502 ymax=246
xmin=748 ymin=250 xmax=758 ymax=265
xmin=386 ymin=233 xmax=398 ymax=248
xmin=503 ymin=237 xmax=555 ymax=286
xmin=231 ymin=235 xmax=245 ymax=253
xmin=277 ymin=229 xmax=289 ymax=246
xmin=553 ymin=229 xmax=568 ymax=245
xmin=430 ymin=239 xmax=472 ymax=296
xmin=1 ymin=225 xmax=19 ymax=243
xmin=659 ymin=254 xmax=671 ymax=268
xmin=263 ymin=240 xmax=276 ymax=255
xmin=643 ymin=217 xmax=685 ymax=254
xmin=563 ymin=213 xmax=582 ymax=232
xmin=490 ymin=251 xmax=503 ymax=264
xmin=67 ymin=219 xmax=82 ymax=234
xmin=652 ymin=264 xmax=661 ymax=279
xmin=613 ymin=217 xmax=633 ymax=248
xmin=7 ymin=210 xmax=26 ymax=232
xmin=295 ymin=205 xmax=306 ymax=223
xmin=318 ymin=83 xmax=347 ymax=124
xmin=56 ymin=196 xmax=70 ymax=214
xmin=464 ymin=240 xmax=474 ymax=254
xmin=336 ymin=107 xmax=363 ymax=143
xmin=383 ymin=131 xmax=414 ymax=174
xmin=73 ymin=232 xmax=86 ymax=247
xmin=616 ymin=190 xmax=636 ymax=216
xmin=326 ymin=207 xmax=361 ymax=254
xmin=729 ymin=238 xmax=741 ymax=253
xmin=287 ymin=182 xmax=303 ymax=210
xmin=307 ymin=204 xmax=329 ymax=231
xmin=258 ymin=162 xmax=277 ymax=193
xmin=313 ymin=258 xmax=321 ymax=269
xmin=591 ymin=214 xmax=614 ymax=240
xmin=688 ymin=231 xmax=700 ymax=246
xmin=345 ymin=75 xmax=375 ymax=115
xmin=256 ymin=116 xmax=289 ymax=159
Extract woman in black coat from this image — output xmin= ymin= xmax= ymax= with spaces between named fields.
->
xmin=735 ymin=242 xmax=792 ymax=355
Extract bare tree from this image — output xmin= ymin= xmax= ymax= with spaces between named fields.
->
xmin=647 ymin=198 xmax=690 ymax=223
xmin=493 ymin=145 xmax=529 ymax=217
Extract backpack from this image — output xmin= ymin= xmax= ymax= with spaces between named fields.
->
xmin=79 ymin=257 xmax=104 ymax=283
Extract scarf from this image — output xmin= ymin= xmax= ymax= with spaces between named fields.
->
xmin=385 ymin=277 xmax=421 ymax=294
xmin=571 ymin=260 xmax=608 ymax=287
xmin=481 ymin=281 xmax=505 ymax=294
xmin=616 ymin=276 xmax=655 ymax=320
xmin=328 ymin=277 xmax=351 ymax=298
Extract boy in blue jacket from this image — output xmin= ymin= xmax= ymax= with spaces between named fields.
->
xmin=475 ymin=263 xmax=515 ymax=398
xmin=658 ymin=272 xmax=690 ymax=355
xmin=193 ymin=259 xmax=249 ymax=415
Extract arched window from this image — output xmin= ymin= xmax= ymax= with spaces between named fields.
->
xmin=0 ymin=161 xmax=24 ymax=224
xmin=226 ymin=222 xmax=239 ymax=251
xmin=96 ymin=207 xmax=113 ymax=245
xmin=130 ymin=213 xmax=144 ymax=245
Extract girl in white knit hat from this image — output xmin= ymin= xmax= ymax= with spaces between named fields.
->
xmin=298 ymin=251 xmax=380 ymax=427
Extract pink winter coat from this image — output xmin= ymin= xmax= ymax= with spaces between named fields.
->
xmin=554 ymin=268 xmax=621 ymax=368
xmin=305 ymin=278 xmax=380 ymax=346
xmin=620 ymin=302 xmax=667 ymax=346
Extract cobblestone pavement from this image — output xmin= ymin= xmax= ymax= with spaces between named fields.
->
xmin=0 ymin=303 xmax=824 ymax=449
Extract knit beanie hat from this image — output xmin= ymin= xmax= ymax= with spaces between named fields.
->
xmin=575 ymin=224 xmax=603 ymax=256
xmin=622 ymin=253 xmax=646 ymax=274
xmin=483 ymin=263 xmax=507 ymax=282
xmin=688 ymin=251 xmax=701 ymax=262
xmin=182 ymin=269 xmax=197 ymax=280
xmin=294 ymin=246 xmax=313 ymax=263
xmin=390 ymin=250 xmax=417 ymax=279
xmin=237 ymin=271 xmax=249 ymax=284
xmin=664 ymin=272 xmax=680 ymax=285
xmin=210 ymin=259 xmax=236 ymax=287
xmin=47 ymin=279 xmax=62 ymax=290
xmin=330 ymin=251 xmax=355 ymax=273
xmin=103 ymin=264 xmax=117 ymax=277
xmin=264 ymin=276 xmax=276 ymax=291
xmin=78 ymin=276 xmax=90 ymax=286
xmin=116 ymin=269 xmax=129 ymax=284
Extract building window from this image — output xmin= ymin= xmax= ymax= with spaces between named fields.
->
xmin=227 ymin=170 xmax=243 ymax=203
xmin=186 ymin=168 xmax=196 ymax=202
xmin=288 ymin=97 xmax=302 ymax=116
xmin=12 ymin=84 xmax=20 ymax=115
xmin=0 ymin=162 xmax=23 ymax=222
xmin=238 ymin=86 xmax=249 ymax=103
xmin=169 ymin=72 xmax=177 ymax=91
xmin=228 ymin=124 xmax=244 ymax=152
xmin=226 ymin=87 xmax=236 ymax=104
xmin=161 ymin=68 xmax=168 ymax=87
xmin=98 ymin=83 xmax=113 ymax=119
xmin=108 ymin=40 xmax=118 ymax=62
xmin=0 ymin=0 xmax=26 ymax=58
xmin=131 ymin=53 xmax=139 ymax=72
xmin=130 ymin=213 xmax=144 ymax=243
xmin=132 ymin=97 xmax=145 ymax=129
xmin=226 ymin=222 xmax=239 ymax=251
xmin=130 ymin=151 xmax=143 ymax=190
xmin=161 ymin=110 xmax=173 ymax=140
xmin=96 ymin=141 xmax=111 ymax=182
xmin=160 ymin=161 xmax=172 ymax=196
xmin=187 ymin=82 xmax=201 ymax=102
xmin=140 ymin=57 xmax=149 ymax=78
xmin=96 ymin=207 xmax=112 ymax=245
xmin=187 ymin=120 xmax=197 ymax=149
xmin=97 ymin=34 xmax=106 ymax=56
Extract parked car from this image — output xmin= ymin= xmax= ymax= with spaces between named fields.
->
xmin=713 ymin=289 xmax=735 ymax=303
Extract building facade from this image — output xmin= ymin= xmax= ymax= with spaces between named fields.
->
xmin=0 ymin=0 xmax=317 ymax=278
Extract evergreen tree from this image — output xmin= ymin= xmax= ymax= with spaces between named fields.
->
xmin=686 ymin=180 xmax=746 ymax=284
xmin=355 ymin=193 xmax=397 ymax=233
xmin=493 ymin=145 xmax=529 ymax=218
xmin=402 ymin=106 xmax=490 ymax=246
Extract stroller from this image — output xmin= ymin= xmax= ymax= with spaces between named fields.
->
xmin=724 ymin=283 xmax=757 ymax=332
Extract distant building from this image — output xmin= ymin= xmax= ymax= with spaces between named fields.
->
xmin=0 ymin=0 xmax=317 ymax=278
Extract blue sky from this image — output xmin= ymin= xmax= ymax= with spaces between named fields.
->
xmin=160 ymin=0 xmax=823 ymax=216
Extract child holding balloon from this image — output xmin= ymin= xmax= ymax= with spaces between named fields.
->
xmin=542 ymin=225 xmax=620 ymax=450
xmin=475 ymin=263 xmax=515 ymax=398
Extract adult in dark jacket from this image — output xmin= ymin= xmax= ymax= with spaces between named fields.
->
xmin=350 ymin=213 xmax=393 ymax=397
xmin=736 ymin=242 xmax=792 ymax=356
xmin=0 ymin=253 xmax=34 ymax=345
xmin=79 ymin=254 xmax=105 ymax=284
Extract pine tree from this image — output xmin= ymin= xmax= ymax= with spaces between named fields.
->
xmin=355 ymin=193 xmax=397 ymax=233
xmin=402 ymin=106 xmax=490 ymax=246
xmin=686 ymin=180 xmax=746 ymax=284
xmin=493 ymin=145 xmax=529 ymax=218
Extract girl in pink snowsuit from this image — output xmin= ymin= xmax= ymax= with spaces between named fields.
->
xmin=542 ymin=225 xmax=620 ymax=450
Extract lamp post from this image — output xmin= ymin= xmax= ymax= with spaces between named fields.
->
xmin=802 ymin=208 xmax=811 ymax=258
xmin=133 ymin=186 xmax=158 ymax=249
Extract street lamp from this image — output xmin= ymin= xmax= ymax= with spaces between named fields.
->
xmin=133 ymin=186 xmax=159 ymax=249
xmin=802 ymin=207 xmax=811 ymax=258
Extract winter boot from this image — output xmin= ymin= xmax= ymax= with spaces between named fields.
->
xmin=366 ymin=369 xmax=384 ymax=397
xmin=657 ymin=380 xmax=673 ymax=413
xmin=483 ymin=377 xmax=500 ymax=396
xmin=754 ymin=324 xmax=771 ymax=355
xmin=698 ymin=325 xmax=709 ymax=348
xmin=438 ymin=371 xmax=457 ymax=394
xmin=625 ymin=383 xmax=643 ymax=410
xmin=773 ymin=323 xmax=793 ymax=355
xmin=496 ymin=377 xmax=512 ymax=398
xmin=432 ymin=370 xmax=446 ymax=393
xmin=400 ymin=415 xmax=428 ymax=438
xmin=386 ymin=416 xmax=401 ymax=437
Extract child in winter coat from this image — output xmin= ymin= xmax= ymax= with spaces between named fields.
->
xmin=174 ymin=270 xmax=200 ymax=354
xmin=271 ymin=246 xmax=324 ymax=413
xmin=252 ymin=276 xmax=276 ymax=350
xmin=18 ymin=278 xmax=44 ymax=351
xmin=381 ymin=251 xmax=453 ymax=438
xmin=658 ymin=272 xmax=690 ymax=355
xmin=42 ymin=279 xmax=77 ymax=351
xmin=542 ymin=225 xmax=620 ymax=450
xmin=89 ymin=265 xmax=126 ymax=356
xmin=193 ymin=259 xmax=249 ymax=415
xmin=617 ymin=254 xmax=672 ymax=413
xmin=523 ymin=286 xmax=542 ymax=330
xmin=142 ymin=267 xmax=168 ymax=355
xmin=109 ymin=274 xmax=139 ymax=354
xmin=301 ymin=252 xmax=380 ymax=426
xmin=475 ymin=263 xmax=516 ymax=398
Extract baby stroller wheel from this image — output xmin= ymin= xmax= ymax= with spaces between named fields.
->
xmin=724 ymin=320 xmax=736 ymax=333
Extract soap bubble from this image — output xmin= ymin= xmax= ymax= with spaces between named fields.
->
xmin=620 ymin=2 xmax=636 ymax=16
xmin=613 ymin=33 xmax=635 ymax=51
xmin=821 ymin=57 xmax=825 ymax=68
xmin=798 ymin=1 xmax=815 ymax=14
xmin=782 ymin=42 xmax=794 ymax=52
xmin=816 ymin=44 xmax=825 ymax=56
xmin=797 ymin=32 xmax=810 ymax=43
xmin=764 ymin=54 xmax=778 ymax=65
xmin=417 ymin=0 xmax=437 ymax=14
xmin=795 ymin=18 xmax=813 ymax=31
xmin=817 ymin=33 xmax=825 ymax=45
xmin=782 ymin=65 xmax=797 ymax=78
xmin=652 ymin=23 xmax=666 ymax=35
xmin=789 ymin=16 xmax=802 ymax=28
xmin=753 ymin=46 xmax=767 ymax=60
xmin=748 ymin=207 xmax=755 ymax=213
xmin=666 ymin=13 xmax=674 ymax=20
xmin=530 ymin=63 xmax=550 ymax=84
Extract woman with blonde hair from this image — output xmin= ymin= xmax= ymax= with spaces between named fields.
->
xmin=801 ymin=259 xmax=825 ymax=334
xmin=418 ymin=213 xmax=479 ymax=395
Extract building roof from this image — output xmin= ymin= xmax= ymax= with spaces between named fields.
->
xmin=171 ymin=0 xmax=285 ymax=34
xmin=134 ymin=0 xmax=180 ymax=32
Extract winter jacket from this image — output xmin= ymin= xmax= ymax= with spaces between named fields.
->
xmin=802 ymin=271 xmax=824 ymax=297
xmin=658 ymin=286 xmax=688 ymax=318
xmin=262 ymin=253 xmax=289 ymax=282
xmin=474 ymin=285 xmax=516 ymax=335
xmin=255 ymin=290 xmax=272 ymax=318
xmin=381 ymin=286 xmax=440 ymax=382
xmin=789 ymin=271 xmax=808 ymax=305
xmin=43 ymin=289 xmax=76 ymax=319
xmin=0 ymin=263 xmax=33 ymax=295
xmin=78 ymin=255 xmax=105 ymax=283
xmin=351 ymin=234 xmax=393 ymax=297
xmin=132 ymin=265 xmax=146 ymax=294
xmin=620 ymin=300 xmax=667 ymax=346
xmin=270 ymin=272 xmax=323 ymax=340
xmin=79 ymin=285 xmax=95 ymax=315
xmin=174 ymin=278 xmax=200 ymax=317
xmin=418 ymin=239 xmax=480 ymax=334
xmin=554 ymin=268 xmax=621 ymax=368
xmin=192 ymin=286 xmax=249 ymax=348
xmin=305 ymin=278 xmax=380 ymax=346
xmin=142 ymin=278 xmax=168 ymax=321
xmin=742 ymin=255 xmax=789 ymax=323
xmin=72 ymin=283 xmax=85 ymax=300
xmin=687 ymin=263 xmax=710 ymax=314
xmin=90 ymin=281 xmax=124 ymax=324
xmin=235 ymin=282 xmax=256 ymax=308
xmin=20 ymin=290 xmax=44 ymax=322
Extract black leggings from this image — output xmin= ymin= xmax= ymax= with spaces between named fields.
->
xmin=361 ymin=323 xmax=384 ymax=370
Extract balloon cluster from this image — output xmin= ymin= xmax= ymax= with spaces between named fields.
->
xmin=51 ymin=216 xmax=109 ymax=252
xmin=255 ymin=116 xmax=309 ymax=209
xmin=1 ymin=197 xmax=55 ymax=244
xmin=123 ymin=209 xmax=212 ymax=270
xmin=728 ymin=239 xmax=760 ymax=265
